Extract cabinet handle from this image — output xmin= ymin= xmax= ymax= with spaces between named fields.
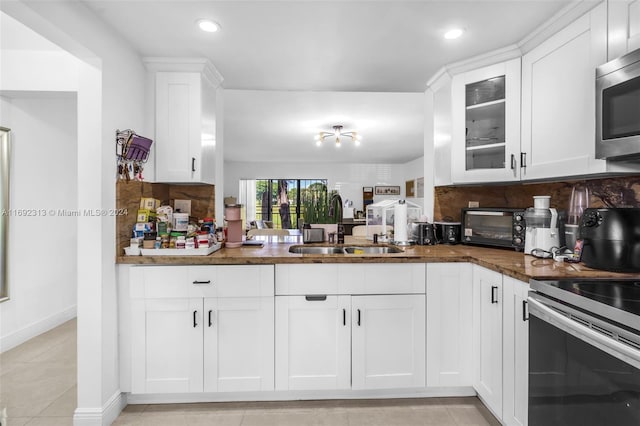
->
xmin=357 ymin=309 xmax=361 ymax=326
xmin=510 ymin=154 xmax=516 ymax=170
xmin=208 ymin=310 xmax=213 ymax=327
xmin=522 ymin=300 xmax=529 ymax=322
xmin=491 ymin=286 xmax=498 ymax=304
xmin=343 ymin=308 xmax=346 ymax=326
xmin=520 ymin=152 xmax=527 ymax=169
xmin=192 ymin=280 xmax=211 ymax=285
xmin=192 ymin=157 xmax=196 ymax=172
xmin=193 ymin=310 xmax=198 ymax=328
xmin=305 ymin=295 xmax=327 ymax=301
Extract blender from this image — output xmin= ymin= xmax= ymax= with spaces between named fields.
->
xmin=524 ymin=196 xmax=563 ymax=257
xmin=565 ymin=184 xmax=589 ymax=252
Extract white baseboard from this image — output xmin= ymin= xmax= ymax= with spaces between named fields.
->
xmin=0 ymin=305 xmax=76 ymax=353
xmin=126 ymin=387 xmax=477 ymax=405
xmin=73 ymin=390 xmax=126 ymax=426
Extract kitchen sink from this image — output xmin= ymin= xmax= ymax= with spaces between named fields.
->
xmin=288 ymin=246 xmax=346 ymax=254
xmin=343 ymin=246 xmax=404 ymax=254
xmin=288 ymin=245 xmax=404 ymax=255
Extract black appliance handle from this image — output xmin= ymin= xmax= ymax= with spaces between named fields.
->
xmin=491 ymin=286 xmax=498 ymax=304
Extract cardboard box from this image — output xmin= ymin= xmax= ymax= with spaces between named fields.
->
xmin=137 ymin=209 xmax=157 ymax=223
xmin=139 ymin=198 xmax=160 ymax=211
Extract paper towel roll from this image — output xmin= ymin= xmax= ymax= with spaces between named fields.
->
xmin=394 ymin=202 xmax=408 ymax=242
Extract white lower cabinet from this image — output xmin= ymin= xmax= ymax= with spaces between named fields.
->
xmin=203 ymin=297 xmax=274 ymax=393
xmin=274 ymin=263 xmax=426 ymax=392
xmin=132 ymin=297 xmax=204 ymax=393
xmin=472 ymin=265 xmax=530 ymax=426
xmin=352 ymin=294 xmax=426 ymax=389
xmin=472 ymin=265 xmax=504 ymax=419
xmin=126 ymin=260 xmax=528 ymax=418
xmin=275 ymin=294 xmax=425 ymax=391
xmin=502 ymin=276 xmax=529 ymax=426
xmin=130 ymin=265 xmax=274 ymax=394
xmin=275 ymin=295 xmax=351 ymax=391
xmin=426 ymin=263 xmax=473 ymax=387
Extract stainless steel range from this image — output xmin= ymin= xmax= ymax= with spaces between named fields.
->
xmin=528 ymin=278 xmax=640 ymax=426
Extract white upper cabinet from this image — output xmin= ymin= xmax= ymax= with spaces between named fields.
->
xmin=452 ymin=59 xmax=522 ymax=184
xmin=521 ymin=5 xmax=608 ymax=180
xmin=145 ymin=58 xmax=223 ymax=184
xmin=607 ymin=0 xmax=640 ymax=60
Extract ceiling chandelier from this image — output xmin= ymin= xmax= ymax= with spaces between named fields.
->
xmin=314 ymin=125 xmax=361 ymax=147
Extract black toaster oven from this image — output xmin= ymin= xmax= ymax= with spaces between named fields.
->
xmin=461 ymin=208 xmax=526 ymax=251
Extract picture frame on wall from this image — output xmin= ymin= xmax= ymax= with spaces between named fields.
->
xmin=375 ymin=185 xmax=401 ymax=195
xmin=405 ymin=180 xmax=415 ymax=198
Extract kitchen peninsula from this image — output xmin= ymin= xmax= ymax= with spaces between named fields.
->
xmin=116 ymin=239 xmax=639 ymax=426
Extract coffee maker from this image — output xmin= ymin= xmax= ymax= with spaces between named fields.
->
xmin=524 ymin=196 xmax=564 ymax=257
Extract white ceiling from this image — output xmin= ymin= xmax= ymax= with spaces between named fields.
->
xmin=80 ymin=0 xmax=575 ymax=93
xmin=9 ymin=1 xmax=582 ymax=164
xmin=224 ymin=89 xmax=425 ymax=163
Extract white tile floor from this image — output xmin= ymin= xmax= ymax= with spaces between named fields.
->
xmin=1 ymin=319 xmax=500 ymax=426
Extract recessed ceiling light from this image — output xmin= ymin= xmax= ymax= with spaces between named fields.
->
xmin=444 ymin=28 xmax=464 ymax=40
xmin=197 ymin=19 xmax=220 ymax=33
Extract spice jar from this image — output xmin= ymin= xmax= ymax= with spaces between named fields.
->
xmin=160 ymin=234 xmax=169 ymax=249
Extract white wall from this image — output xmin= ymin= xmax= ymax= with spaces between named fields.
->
xmin=225 ymin=161 xmax=418 ymax=214
xmin=402 ymin=156 xmax=426 ymax=214
xmin=1 ymin=2 xmax=148 ymax=423
xmin=0 ymin=95 xmax=77 ymax=350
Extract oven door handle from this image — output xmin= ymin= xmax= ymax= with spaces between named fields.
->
xmin=527 ymin=297 xmax=640 ymax=370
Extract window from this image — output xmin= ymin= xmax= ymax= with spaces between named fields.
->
xmin=240 ymin=179 xmax=328 ymax=229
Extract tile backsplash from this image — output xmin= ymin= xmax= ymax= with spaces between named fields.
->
xmin=434 ymin=175 xmax=640 ymax=222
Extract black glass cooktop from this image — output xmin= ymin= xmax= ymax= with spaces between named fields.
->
xmin=534 ymin=279 xmax=640 ymax=318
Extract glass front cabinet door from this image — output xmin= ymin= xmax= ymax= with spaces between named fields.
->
xmin=452 ymin=59 xmax=521 ymax=183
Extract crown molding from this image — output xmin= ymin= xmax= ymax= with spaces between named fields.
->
xmin=518 ymin=0 xmax=602 ymax=55
xmin=425 ymin=0 xmax=602 ymax=84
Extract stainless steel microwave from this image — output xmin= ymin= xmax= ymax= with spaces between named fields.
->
xmin=596 ymin=48 xmax=640 ymax=160
xmin=461 ymin=208 xmax=525 ymax=251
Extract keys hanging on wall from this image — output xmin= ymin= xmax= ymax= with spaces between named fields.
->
xmin=116 ymin=129 xmax=153 ymax=182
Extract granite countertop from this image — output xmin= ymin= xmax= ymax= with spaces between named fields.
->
xmin=116 ymin=238 xmax=640 ymax=283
